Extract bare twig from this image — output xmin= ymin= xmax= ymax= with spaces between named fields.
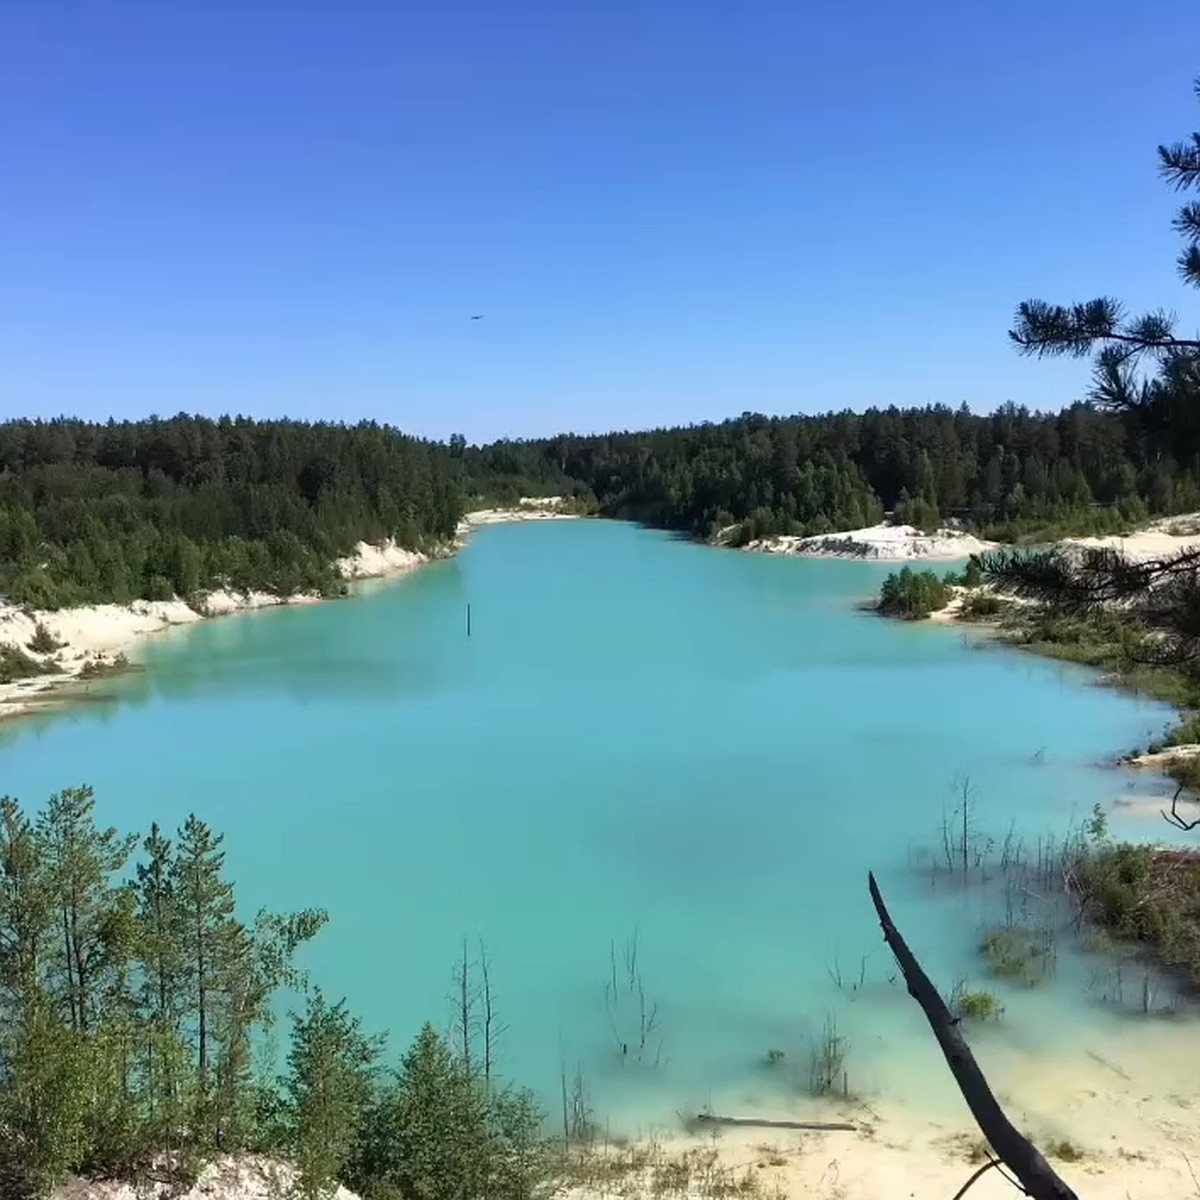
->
xmin=948 ymin=1157 xmax=1001 ymax=1200
xmin=1162 ymin=781 xmax=1200 ymax=831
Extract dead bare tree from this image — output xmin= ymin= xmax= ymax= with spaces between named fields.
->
xmin=451 ymin=939 xmax=477 ymax=1074
xmin=477 ymin=938 xmax=507 ymax=1090
xmin=867 ymin=871 xmax=1079 ymax=1200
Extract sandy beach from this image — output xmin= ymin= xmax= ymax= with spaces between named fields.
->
xmin=743 ymin=522 xmax=996 ymax=562
xmin=55 ymin=1032 xmax=1200 ymax=1200
xmin=1061 ymin=514 xmax=1200 ymax=563
xmin=459 ymin=495 xmax=583 ymax=530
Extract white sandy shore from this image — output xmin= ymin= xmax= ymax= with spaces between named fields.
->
xmin=745 ymin=523 xmax=996 ymax=562
xmin=459 ymin=497 xmax=582 ymax=530
xmin=0 ymin=506 xmax=581 ymax=723
xmin=1061 ymin=513 xmax=1200 ymax=562
xmin=56 ymin=1043 xmax=1200 ymax=1200
xmin=54 ymin=1156 xmax=360 ymax=1200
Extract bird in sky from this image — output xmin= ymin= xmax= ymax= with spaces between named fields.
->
xmin=470 ymin=314 xmax=484 ymax=320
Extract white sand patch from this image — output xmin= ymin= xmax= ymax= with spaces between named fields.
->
xmin=746 ymin=523 xmax=996 ymax=562
xmin=0 ymin=538 xmax=439 ymax=722
xmin=519 ymin=495 xmax=568 ymax=508
xmin=1126 ymin=743 xmax=1200 ymax=770
xmin=49 ymin=1017 xmax=1200 ymax=1200
xmin=460 ymin=501 xmax=581 ymax=531
xmin=1062 ymin=512 xmax=1200 ymax=562
xmin=54 ymin=1155 xmax=361 ymax=1200
xmin=336 ymin=538 xmax=429 ymax=580
xmin=562 ymin=1026 xmax=1200 ymax=1199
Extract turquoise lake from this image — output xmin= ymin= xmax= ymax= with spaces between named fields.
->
xmin=0 ymin=520 xmax=1191 ymax=1129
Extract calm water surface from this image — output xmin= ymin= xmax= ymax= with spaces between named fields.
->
xmin=0 ymin=521 xmax=1189 ymax=1126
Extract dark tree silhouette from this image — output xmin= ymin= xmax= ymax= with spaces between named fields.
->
xmin=1009 ymin=78 xmax=1200 ymax=415
xmin=990 ymin=77 xmax=1200 ymax=674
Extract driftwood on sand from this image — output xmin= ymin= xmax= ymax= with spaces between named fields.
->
xmin=692 ymin=1114 xmax=856 ymax=1133
xmin=867 ymin=870 xmax=1079 ymax=1200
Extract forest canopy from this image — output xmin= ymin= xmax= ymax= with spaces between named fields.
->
xmin=1 ymin=400 xmax=1196 ymax=609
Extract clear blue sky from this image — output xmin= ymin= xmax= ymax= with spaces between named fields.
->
xmin=1 ymin=1 xmax=1196 ymax=442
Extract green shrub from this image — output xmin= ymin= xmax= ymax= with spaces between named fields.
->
xmin=959 ymin=593 xmax=1004 ymax=621
xmin=0 ymin=643 xmax=60 ymax=684
xmin=26 ymin=622 xmax=63 ymax=654
xmin=877 ymin=567 xmax=950 ymax=620
xmin=78 ymin=653 xmax=131 ymax=680
xmin=942 ymin=559 xmax=984 ymax=589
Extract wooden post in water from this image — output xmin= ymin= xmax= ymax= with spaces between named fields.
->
xmin=466 ymin=603 xmax=472 ymax=638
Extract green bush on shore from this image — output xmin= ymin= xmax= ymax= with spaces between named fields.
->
xmin=877 ymin=567 xmax=950 ymax=620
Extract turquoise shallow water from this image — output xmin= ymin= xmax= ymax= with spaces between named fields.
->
xmin=0 ymin=521 xmax=1190 ymax=1127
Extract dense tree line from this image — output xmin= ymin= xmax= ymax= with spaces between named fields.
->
xmin=467 ymin=402 xmax=1200 ymax=543
xmin=5 ymin=401 xmax=1198 ymax=615
xmin=0 ymin=787 xmax=546 ymax=1200
xmin=0 ymin=417 xmax=464 ymax=609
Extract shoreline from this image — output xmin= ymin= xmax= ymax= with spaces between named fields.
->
xmin=0 ymin=504 xmax=580 ymax=724
xmin=56 ymin=1027 xmax=1200 ymax=1200
xmin=897 ymin=515 xmax=1200 ymax=832
xmin=735 ymin=522 xmax=996 ymax=562
xmin=35 ymin=507 xmax=1200 ymax=1199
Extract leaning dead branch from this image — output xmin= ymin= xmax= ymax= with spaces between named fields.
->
xmin=867 ymin=871 xmax=1079 ymax=1200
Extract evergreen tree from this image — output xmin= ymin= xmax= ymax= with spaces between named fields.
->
xmin=0 ymin=798 xmax=88 ymax=1196
xmin=133 ymin=823 xmax=189 ymax=1147
xmin=170 ymin=814 xmax=238 ymax=1143
xmin=285 ymin=991 xmax=379 ymax=1200
xmin=35 ymin=787 xmax=137 ymax=1035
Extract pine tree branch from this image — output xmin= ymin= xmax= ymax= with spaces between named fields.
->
xmin=1175 ymin=202 xmax=1200 ymax=243
xmin=1010 ymin=299 xmax=1200 ymax=357
xmin=1180 ymin=244 xmax=1200 ymax=289
xmin=1159 ymin=134 xmax=1200 ymax=191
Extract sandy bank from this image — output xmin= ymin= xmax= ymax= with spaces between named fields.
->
xmin=460 ymin=497 xmax=582 ymax=531
xmin=0 ymin=510 xmax=581 ymax=723
xmin=745 ymin=523 xmax=996 ymax=562
xmin=54 ymin=1156 xmax=361 ymax=1200
xmin=569 ymin=1019 xmax=1200 ymax=1199
xmin=56 ymin=1053 xmax=1200 ymax=1200
xmin=1126 ymin=743 xmax=1200 ymax=770
xmin=0 ymin=539 xmax=431 ymax=722
xmin=1061 ymin=512 xmax=1200 ymax=562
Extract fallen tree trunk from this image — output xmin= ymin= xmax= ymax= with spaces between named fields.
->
xmin=692 ymin=1114 xmax=856 ymax=1132
xmin=867 ymin=871 xmax=1079 ymax=1200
